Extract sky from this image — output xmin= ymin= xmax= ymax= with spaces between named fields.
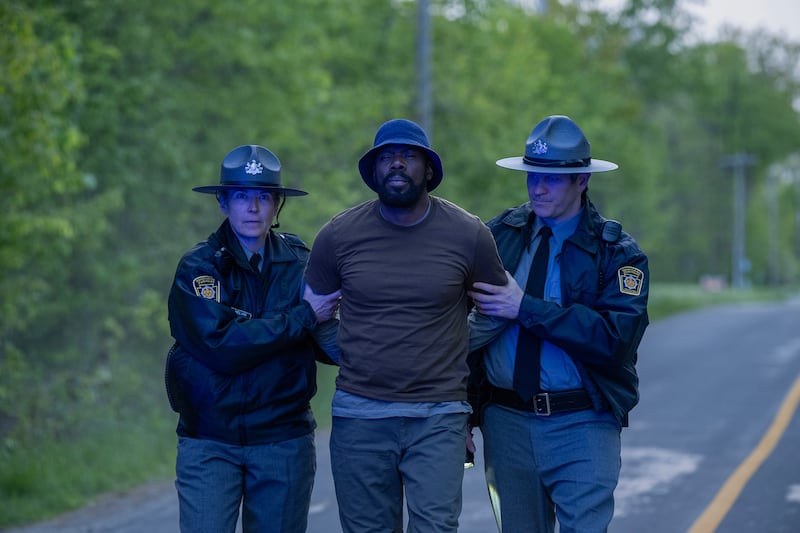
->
xmin=597 ymin=0 xmax=800 ymax=42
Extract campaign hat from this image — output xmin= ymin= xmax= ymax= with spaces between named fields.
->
xmin=496 ymin=115 xmax=618 ymax=174
xmin=193 ymin=144 xmax=308 ymax=196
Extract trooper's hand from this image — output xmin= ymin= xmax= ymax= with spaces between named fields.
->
xmin=303 ymin=284 xmax=341 ymax=322
xmin=468 ymin=271 xmax=524 ymax=320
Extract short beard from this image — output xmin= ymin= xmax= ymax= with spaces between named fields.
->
xmin=376 ymin=173 xmax=426 ymax=208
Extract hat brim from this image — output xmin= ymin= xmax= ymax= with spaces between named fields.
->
xmin=192 ymin=185 xmax=308 ymax=196
xmin=495 ymin=157 xmax=618 ymax=174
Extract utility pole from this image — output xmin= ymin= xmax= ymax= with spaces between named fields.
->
xmin=767 ymin=165 xmax=779 ymax=285
xmin=795 ymin=168 xmax=800 ymax=264
xmin=721 ymin=153 xmax=756 ymax=289
xmin=766 ymin=156 xmax=800 ymax=287
xmin=782 ymin=161 xmax=800 ymax=266
xmin=789 ymin=160 xmax=800 ymax=271
xmin=416 ymin=0 xmax=432 ymax=136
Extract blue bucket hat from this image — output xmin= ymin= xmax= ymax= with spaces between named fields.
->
xmin=496 ymin=115 xmax=618 ymax=174
xmin=193 ymin=144 xmax=308 ymax=196
xmin=358 ymin=119 xmax=444 ymax=192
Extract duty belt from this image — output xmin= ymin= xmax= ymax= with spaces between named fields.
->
xmin=489 ymin=386 xmax=593 ymax=416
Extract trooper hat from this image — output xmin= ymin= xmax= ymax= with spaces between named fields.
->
xmin=496 ymin=115 xmax=618 ymax=174
xmin=358 ymin=118 xmax=444 ymax=192
xmin=193 ymin=144 xmax=308 ymax=196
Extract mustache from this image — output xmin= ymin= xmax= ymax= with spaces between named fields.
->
xmin=383 ymin=172 xmax=411 ymax=183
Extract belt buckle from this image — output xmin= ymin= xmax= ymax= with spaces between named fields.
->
xmin=534 ymin=393 xmax=551 ymax=416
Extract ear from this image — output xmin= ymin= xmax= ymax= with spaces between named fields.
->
xmin=218 ymin=196 xmax=229 ymax=216
xmin=426 ymin=162 xmax=434 ymax=183
xmin=578 ymin=173 xmax=590 ymax=192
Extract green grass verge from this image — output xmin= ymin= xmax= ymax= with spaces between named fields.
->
xmin=646 ymin=282 xmax=789 ymax=321
xmin=0 ymin=408 xmax=176 ymax=528
xmin=0 ymin=283 xmax=794 ymax=528
xmin=0 ymin=363 xmax=338 ymax=529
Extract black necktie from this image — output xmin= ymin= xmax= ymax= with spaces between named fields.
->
xmin=512 ymin=225 xmax=552 ymax=401
xmin=249 ymin=253 xmax=261 ymax=273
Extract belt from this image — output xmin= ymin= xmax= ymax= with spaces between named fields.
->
xmin=488 ymin=386 xmax=593 ymax=416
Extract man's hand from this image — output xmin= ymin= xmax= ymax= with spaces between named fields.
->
xmin=468 ymin=271 xmax=524 ymax=320
xmin=466 ymin=424 xmax=476 ymax=454
xmin=303 ymin=284 xmax=341 ymax=323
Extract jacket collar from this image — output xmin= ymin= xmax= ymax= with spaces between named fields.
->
xmin=500 ymin=198 xmax=603 ymax=255
xmin=265 ymin=231 xmax=300 ymax=263
xmin=499 ymin=202 xmax=532 ymax=229
xmin=211 ymin=220 xmax=299 ymax=268
xmin=566 ymin=201 xmax=602 ymax=254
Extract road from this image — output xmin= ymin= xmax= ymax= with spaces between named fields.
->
xmin=5 ymin=295 xmax=800 ymax=532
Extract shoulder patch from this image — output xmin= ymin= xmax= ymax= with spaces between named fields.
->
xmin=193 ymin=275 xmax=220 ymax=302
xmin=617 ymin=266 xmax=644 ymax=296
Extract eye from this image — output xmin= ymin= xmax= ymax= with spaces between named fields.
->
xmin=258 ymin=192 xmax=272 ymax=202
xmin=232 ymin=191 xmax=248 ymax=201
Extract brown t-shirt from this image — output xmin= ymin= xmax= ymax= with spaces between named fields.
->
xmin=305 ymin=197 xmax=506 ymax=402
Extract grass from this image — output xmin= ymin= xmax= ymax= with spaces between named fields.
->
xmin=0 ymin=407 xmax=176 ymax=528
xmin=646 ymin=282 xmax=789 ymax=321
xmin=0 ymin=282 xmax=794 ymax=528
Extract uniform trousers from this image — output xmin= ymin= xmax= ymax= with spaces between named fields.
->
xmin=481 ymin=403 xmax=621 ymax=533
xmin=175 ymin=433 xmax=315 ymax=533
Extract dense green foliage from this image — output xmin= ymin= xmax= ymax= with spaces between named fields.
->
xmin=1 ymin=0 xmax=799 ymax=526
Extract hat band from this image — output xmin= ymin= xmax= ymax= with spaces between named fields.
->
xmin=522 ymin=155 xmax=591 ymax=168
xmin=220 ymin=181 xmax=281 ymax=187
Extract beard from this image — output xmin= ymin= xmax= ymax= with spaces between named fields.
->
xmin=376 ymin=172 xmax=426 ymax=208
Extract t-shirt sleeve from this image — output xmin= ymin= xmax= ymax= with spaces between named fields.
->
xmin=472 ymin=223 xmax=507 ymax=286
xmin=304 ymin=221 xmax=341 ymax=294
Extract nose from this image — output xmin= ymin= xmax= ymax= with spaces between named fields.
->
xmin=390 ymin=154 xmax=406 ymax=169
xmin=247 ymin=193 xmax=260 ymax=211
xmin=528 ymin=175 xmax=545 ymax=196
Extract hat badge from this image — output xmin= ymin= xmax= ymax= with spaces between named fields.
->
xmin=244 ymin=159 xmax=263 ymax=175
xmin=531 ymin=139 xmax=548 ymax=155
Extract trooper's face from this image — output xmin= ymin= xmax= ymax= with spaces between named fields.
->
xmin=219 ymin=189 xmax=279 ymax=251
xmin=526 ymin=172 xmax=589 ymax=224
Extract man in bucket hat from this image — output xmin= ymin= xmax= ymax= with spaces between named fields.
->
xmin=467 ymin=115 xmax=650 ymax=532
xmin=305 ymin=118 xmax=506 ymax=532
xmin=166 ymin=144 xmax=340 ymax=533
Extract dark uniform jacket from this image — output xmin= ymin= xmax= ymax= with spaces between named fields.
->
xmin=166 ymin=219 xmax=325 ymax=445
xmin=476 ymin=199 xmax=649 ymax=426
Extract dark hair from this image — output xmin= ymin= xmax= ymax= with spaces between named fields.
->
xmin=216 ymin=189 xmax=283 ymax=205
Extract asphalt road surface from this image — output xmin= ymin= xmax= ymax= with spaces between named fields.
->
xmin=5 ymin=295 xmax=800 ymax=532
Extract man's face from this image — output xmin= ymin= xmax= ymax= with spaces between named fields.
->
xmin=373 ymin=144 xmax=432 ymax=208
xmin=219 ymin=188 xmax=278 ymax=250
xmin=526 ymin=172 xmax=589 ymax=223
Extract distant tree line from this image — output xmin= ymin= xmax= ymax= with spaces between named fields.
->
xmin=1 ymin=0 xmax=799 ymax=498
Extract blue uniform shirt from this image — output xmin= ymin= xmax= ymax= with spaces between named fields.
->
xmin=484 ymin=209 xmax=584 ymax=392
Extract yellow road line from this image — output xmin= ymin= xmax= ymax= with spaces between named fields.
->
xmin=688 ymin=372 xmax=800 ymax=533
